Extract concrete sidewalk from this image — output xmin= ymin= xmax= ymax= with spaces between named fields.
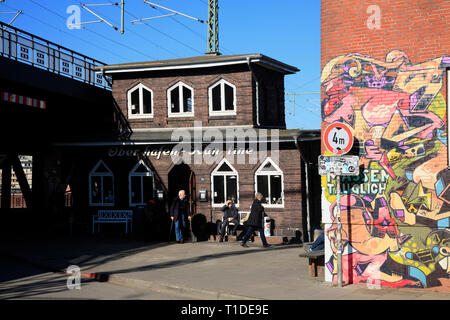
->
xmin=1 ymin=235 xmax=450 ymax=300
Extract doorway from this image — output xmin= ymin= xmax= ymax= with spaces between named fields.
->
xmin=168 ymin=162 xmax=196 ymax=215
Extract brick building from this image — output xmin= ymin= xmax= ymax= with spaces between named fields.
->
xmin=321 ymin=0 xmax=450 ymax=289
xmin=56 ymin=54 xmax=321 ymax=240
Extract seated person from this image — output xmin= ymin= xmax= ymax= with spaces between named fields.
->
xmin=219 ymin=199 xmax=239 ymax=242
xmin=305 ymin=227 xmax=324 ymax=253
xmin=308 ymin=233 xmax=324 ymax=252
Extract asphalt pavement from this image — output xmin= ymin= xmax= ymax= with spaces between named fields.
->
xmin=1 ymin=235 xmax=450 ymax=300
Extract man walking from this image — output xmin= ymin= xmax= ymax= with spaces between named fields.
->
xmin=240 ymin=192 xmax=270 ymax=248
xmin=170 ymin=190 xmax=191 ymax=244
xmin=219 ymin=199 xmax=239 ymax=242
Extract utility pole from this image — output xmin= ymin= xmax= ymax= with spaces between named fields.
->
xmin=207 ymin=0 xmax=219 ymax=55
xmin=121 ymin=0 xmax=124 ymax=34
xmin=286 ymin=92 xmax=319 ymax=116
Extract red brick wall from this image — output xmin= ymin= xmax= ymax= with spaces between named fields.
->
xmin=111 ymin=65 xmax=286 ymax=129
xmin=321 ymin=0 xmax=450 ymax=290
xmin=148 ymin=147 xmax=302 ymax=237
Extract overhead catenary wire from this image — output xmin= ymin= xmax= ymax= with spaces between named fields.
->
xmin=25 ymin=0 xmax=156 ymax=60
xmin=103 ymin=0 xmax=183 ymax=58
xmin=2 ymin=1 xmax=128 ymax=62
xmin=118 ymin=3 xmax=204 ymax=55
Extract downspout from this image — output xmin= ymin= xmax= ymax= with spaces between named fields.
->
xmin=247 ymin=57 xmax=260 ymax=127
xmin=294 ymin=136 xmax=312 ymax=242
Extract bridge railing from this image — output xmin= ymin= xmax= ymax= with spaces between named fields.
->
xmin=0 ymin=21 xmax=111 ymax=90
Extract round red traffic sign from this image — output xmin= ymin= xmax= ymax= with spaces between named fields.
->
xmin=323 ymin=122 xmax=354 ymax=155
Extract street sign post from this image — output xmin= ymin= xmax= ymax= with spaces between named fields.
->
xmin=320 ymin=122 xmax=357 ymax=287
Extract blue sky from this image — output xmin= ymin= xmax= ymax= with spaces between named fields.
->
xmin=0 ymin=0 xmax=321 ymax=129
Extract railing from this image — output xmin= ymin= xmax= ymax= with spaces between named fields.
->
xmin=0 ymin=21 xmax=111 ymax=90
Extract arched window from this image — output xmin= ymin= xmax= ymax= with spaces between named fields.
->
xmin=127 ymin=83 xmax=153 ymax=118
xmin=167 ymin=81 xmax=194 ymax=117
xmin=129 ymin=160 xmax=154 ymax=206
xmin=208 ymin=79 xmax=236 ymax=115
xmin=255 ymin=158 xmax=284 ymax=207
xmin=89 ymin=160 xmax=114 ymax=206
xmin=211 ymin=158 xmax=239 ymax=206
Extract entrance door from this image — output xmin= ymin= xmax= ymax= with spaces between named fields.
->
xmin=168 ymin=163 xmax=196 ymax=215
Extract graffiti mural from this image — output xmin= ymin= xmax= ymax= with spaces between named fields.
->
xmin=321 ymin=50 xmax=450 ymax=289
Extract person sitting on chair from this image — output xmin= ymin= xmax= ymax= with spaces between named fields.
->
xmin=219 ymin=199 xmax=239 ymax=242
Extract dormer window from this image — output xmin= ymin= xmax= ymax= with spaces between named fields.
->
xmin=127 ymin=83 xmax=153 ymax=119
xmin=167 ymin=81 xmax=194 ymax=117
xmin=209 ymin=79 xmax=236 ymax=115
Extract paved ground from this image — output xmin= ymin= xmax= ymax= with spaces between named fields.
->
xmin=1 ymin=235 xmax=450 ymax=300
xmin=0 ymin=256 xmax=188 ymax=300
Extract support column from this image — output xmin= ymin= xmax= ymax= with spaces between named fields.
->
xmin=1 ymin=153 xmax=11 ymax=209
xmin=31 ymin=152 xmax=44 ymax=214
xmin=11 ymin=154 xmax=32 ymax=208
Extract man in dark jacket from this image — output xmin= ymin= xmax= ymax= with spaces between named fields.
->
xmin=170 ymin=190 xmax=191 ymax=244
xmin=240 ymin=192 xmax=270 ymax=248
xmin=219 ymin=199 xmax=239 ymax=242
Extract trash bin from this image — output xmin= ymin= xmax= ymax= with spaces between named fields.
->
xmin=264 ymin=217 xmax=271 ymax=237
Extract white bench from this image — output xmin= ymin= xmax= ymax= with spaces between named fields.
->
xmin=92 ymin=210 xmax=133 ymax=234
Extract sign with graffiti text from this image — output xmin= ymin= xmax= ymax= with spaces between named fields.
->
xmin=318 ymin=155 xmax=359 ymax=176
xmin=323 ymin=122 xmax=354 ymax=155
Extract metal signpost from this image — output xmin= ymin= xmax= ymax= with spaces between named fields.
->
xmin=319 ymin=122 xmax=359 ymax=287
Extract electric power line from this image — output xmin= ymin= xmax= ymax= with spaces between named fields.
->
xmin=120 ymin=4 xmax=204 ymax=55
xmin=3 ymin=1 xmax=128 ymax=62
xmin=286 ymin=99 xmax=322 ymax=119
xmin=102 ymin=0 xmax=182 ymax=58
xmin=151 ymin=4 xmax=234 ymax=55
xmin=25 ymin=0 xmax=156 ymax=60
xmin=286 ymin=74 xmax=321 ymax=92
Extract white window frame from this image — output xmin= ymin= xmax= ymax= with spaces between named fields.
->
xmin=208 ymin=79 xmax=237 ymax=116
xmin=167 ymin=81 xmax=194 ymax=117
xmin=211 ymin=158 xmax=239 ymax=207
xmin=255 ymin=157 xmax=284 ymax=208
xmin=128 ymin=160 xmax=155 ymax=207
xmin=89 ymin=160 xmax=114 ymax=207
xmin=127 ymin=83 xmax=154 ymax=119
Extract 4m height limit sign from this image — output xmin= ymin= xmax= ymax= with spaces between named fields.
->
xmin=323 ymin=122 xmax=353 ymax=155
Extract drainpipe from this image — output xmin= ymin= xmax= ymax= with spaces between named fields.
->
xmin=247 ymin=57 xmax=260 ymax=127
xmin=294 ymin=136 xmax=312 ymax=242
